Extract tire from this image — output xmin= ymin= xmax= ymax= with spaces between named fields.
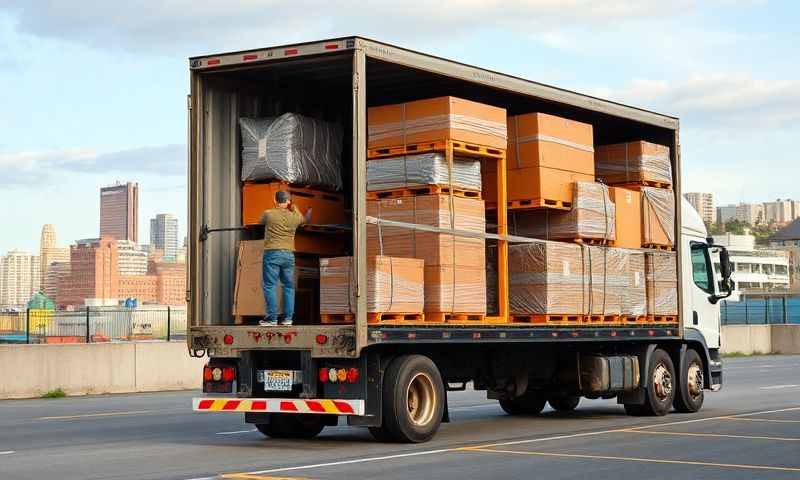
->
xmin=255 ymin=413 xmax=325 ymax=439
xmin=548 ymin=395 xmax=581 ymax=412
xmin=673 ymin=349 xmax=705 ymax=413
xmin=625 ymin=348 xmax=675 ymax=417
xmin=377 ymin=355 xmax=445 ymax=443
xmin=499 ymin=390 xmax=547 ymax=415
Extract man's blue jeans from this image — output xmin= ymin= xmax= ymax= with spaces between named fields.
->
xmin=262 ymin=249 xmax=295 ymax=321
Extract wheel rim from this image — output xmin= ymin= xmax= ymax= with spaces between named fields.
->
xmin=653 ymin=362 xmax=673 ymax=401
xmin=687 ymin=362 xmax=704 ymax=400
xmin=406 ymin=372 xmax=436 ymax=426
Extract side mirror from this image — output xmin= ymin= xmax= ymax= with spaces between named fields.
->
xmin=719 ymin=247 xmax=732 ymax=280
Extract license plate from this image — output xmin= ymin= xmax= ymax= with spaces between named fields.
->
xmin=259 ymin=370 xmax=293 ymax=391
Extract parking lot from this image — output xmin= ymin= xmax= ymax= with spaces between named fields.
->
xmin=1 ymin=355 xmax=799 ymax=480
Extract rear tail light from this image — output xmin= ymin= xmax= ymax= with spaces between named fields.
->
xmin=346 ymin=368 xmax=359 ymax=383
xmin=336 ymin=368 xmax=347 ymax=383
xmin=320 ymin=367 xmax=360 ymax=384
xmin=319 ymin=368 xmax=329 ymax=383
xmin=222 ymin=367 xmax=235 ymax=382
xmin=203 ymin=366 xmax=213 ymax=381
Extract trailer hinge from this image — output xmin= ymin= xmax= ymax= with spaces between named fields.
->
xmin=187 ymin=95 xmax=192 ymax=110
xmin=353 ymin=72 xmax=360 ymax=93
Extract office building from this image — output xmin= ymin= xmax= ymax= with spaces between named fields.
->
xmin=117 ymin=240 xmax=148 ymax=276
xmin=717 ymin=204 xmax=737 ymax=225
xmin=100 ymin=182 xmax=138 ymax=242
xmin=684 ymin=192 xmax=716 ymax=224
xmin=0 ymin=250 xmax=40 ymax=307
xmin=43 ymin=261 xmax=70 ymax=302
xmin=39 ymin=224 xmax=70 ymax=281
xmin=736 ymin=203 xmax=764 ymax=225
xmin=58 ymin=237 xmax=119 ymax=308
xmin=764 ymin=199 xmax=793 ymax=224
xmin=149 ymin=213 xmax=179 ymax=260
xmin=713 ymin=234 xmax=790 ymax=291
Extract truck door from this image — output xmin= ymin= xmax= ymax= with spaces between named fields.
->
xmin=688 ymin=241 xmax=721 ymax=348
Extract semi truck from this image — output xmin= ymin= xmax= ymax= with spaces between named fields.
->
xmin=188 ymin=37 xmax=733 ymax=443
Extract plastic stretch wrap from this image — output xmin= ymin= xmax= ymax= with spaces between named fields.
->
xmin=625 ymin=250 xmax=647 ymax=316
xmin=645 ymin=251 xmax=678 ymax=316
xmin=583 ymin=246 xmax=626 ymax=315
xmin=425 ymin=265 xmax=487 ymax=314
xmin=367 ymin=195 xmax=486 ymax=268
xmin=595 ymin=141 xmax=672 ymax=186
xmin=508 ymin=182 xmax=616 ymax=241
xmin=319 ymin=256 xmax=424 ymax=314
xmin=366 ymin=153 xmax=482 ymax=191
xmin=642 ymin=187 xmax=676 ymax=246
xmin=509 ymin=241 xmax=585 ymax=315
xmin=369 ymin=114 xmax=508 ymax=146
xmin=240 ymin=114 xmax=343 ymax=190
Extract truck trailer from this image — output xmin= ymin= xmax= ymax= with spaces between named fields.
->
xmin=188 ymin=37 xmax=733 ymax=442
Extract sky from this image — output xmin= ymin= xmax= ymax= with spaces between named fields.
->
xmin=1 ymin=0 xmax=798 ymax=253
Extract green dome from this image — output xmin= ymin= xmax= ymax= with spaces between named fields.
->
xmin=27 ymin=291 xmax=55 ymax=310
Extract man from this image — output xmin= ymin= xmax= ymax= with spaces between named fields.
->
xmin=258 ymin=190 xmax=312 ymax=326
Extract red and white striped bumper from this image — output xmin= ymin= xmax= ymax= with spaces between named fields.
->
xmin=192 ymin=397 xmax=364 ymax=415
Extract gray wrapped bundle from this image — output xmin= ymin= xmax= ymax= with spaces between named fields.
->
xmin=367 ymin=153 xmax=482 ymax=191
xmin=240 ymin=114 xmax=343 ymax=190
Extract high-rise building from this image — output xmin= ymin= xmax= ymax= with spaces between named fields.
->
xmin=43 ymin=261 xmax=70 ymax=302
xmin=117 ymin=240 xmax=148 ymax=276
xmin=149 ymin=213 xmax=179 ymax=260
xmin=0 ymin=250 xmax=40 ymax=307
xmin=684 ymin=192 xmax=716 ymax=224
xmin=717 ymin=205 xmax=737 ymax=225
xmin=39 ymin=224 xmax=70 ymax=281
xmin=764 ymin=199 xmax=793 ymax=224
xmin=58 ymin=237 xmax=119 ymax=308
xmin=100 ymin=182 xmax=138 ymax=242
xmin=736 ymin=203 xmax=764 ymax=225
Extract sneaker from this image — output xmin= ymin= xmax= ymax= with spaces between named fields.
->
xmin=259 ymin=317 xmax=277 ymax=326
xmin=278 ymin=318 xmax=293 ymax=326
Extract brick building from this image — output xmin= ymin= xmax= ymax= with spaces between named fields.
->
xmin=58 ymin=237 xmax=119 ymax=307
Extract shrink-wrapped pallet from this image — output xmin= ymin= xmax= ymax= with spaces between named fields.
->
xmin=583 ymin=246 xmax=626 ymax=316
xmin=240 ymin=114 xmax=343 ymax=190
xmin=642 ymin=187 xmax=675 ymax=247
xmin=508 ymin=241 xmax=585 ymax=315
xmin=624 ymin=249 xmax=647 ymax=316
xmin=595 ymin=141 xmax=672 ymax=186
xmin=508 ymin=182 xmax=616 ymax=241
xmin=645 ymin=251 xmax=678 ymax=316
xmin=367 ymin=195 xmax=486 ymax=268
xmin=368 ymin=96 xmax=507 ymax=150
xmin=425 ymin=265 xmax=487 ymax=314
xmin=367 ymin=153 xmax=482 ymax=191
xmin=319 ymin=256 xmax=424 ymax=315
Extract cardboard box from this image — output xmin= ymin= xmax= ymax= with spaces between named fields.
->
xmin=232 ymin=241 xmax=320 ymax=323
xmin=424 ymin=265 xmax=486 ymax=314
xmin=367 ymin=195 xmax=486 ymax=268
xmin=484 ymin=166 xmax=594 ymax=206
xmin=294 ymin=231 xmax=349 ymax=256
xmin=583 ymin=246 xmax=626 ymax=316
xmin=595 ymin=141 xmax=672 ymax=186
xmin=507 ymin=113 xmax=594 ymax=174
xmin=508 ymin=182 xmax=615 ymax=241
xmin=368 ymin=96 xmax=507 ymax=150
xmin=624 ymin=249 xmax=647 ymax=316
xmin=645 ymin=251 xmax=678 ymax=316
xmin=609 ymin=187 xmax=642 ymax=249
xmin=320 ymin=256 xmax=424 ymax=314
xmin=242 ymin=182 xmax=347 ymax=226
xmin=508 ymin=241 xmax=584 ymax=315
xmin=641 ymin=187 xmax=675 ymax=247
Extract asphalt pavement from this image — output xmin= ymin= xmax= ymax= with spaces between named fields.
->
xmin=1 ymin=355 xmax=800 ymax=480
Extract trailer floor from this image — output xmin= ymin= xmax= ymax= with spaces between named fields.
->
xmin=1 ymin=355 xmax=799 ymax=480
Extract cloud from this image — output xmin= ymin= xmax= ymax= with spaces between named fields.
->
xmin=0 ymin=144 xmax=185 ymax=186
xmin=595 ymin=73 xmax=800 ymax=129
xmin=2 ymin=0 xmax=697 ymax=54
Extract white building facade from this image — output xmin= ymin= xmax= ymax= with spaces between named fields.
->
xmin=713 ymin=234 xmax=790 ymax=291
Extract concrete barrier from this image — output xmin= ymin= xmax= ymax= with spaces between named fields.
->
xmin=720 ymin=325 xmax=773 ymax=355
xmin=770 ymin=325 xmax=800 ymax=354
xmin=0 ymin=342 xmax=205 ymax=399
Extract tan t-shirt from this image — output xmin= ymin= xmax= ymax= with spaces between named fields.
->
xmin=260 ymin=206 xmax=305 ymax=251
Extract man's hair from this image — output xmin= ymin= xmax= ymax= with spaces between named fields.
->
xmin=275 ymin=190 xmax=290 ymax=204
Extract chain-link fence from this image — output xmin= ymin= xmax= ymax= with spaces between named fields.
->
xmin=721 ymin=296 xmax=800 ymax=325
xmin=0 ymin=308 xmax=187 ymax=344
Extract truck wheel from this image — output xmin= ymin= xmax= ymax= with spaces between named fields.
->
xmin=548 ymin=395 xmax=580 ymax=412
xmin=378 ymin=355 xmax=445 ymax=443
xmin=499 ymin=390 xmax=547 ymax=415
xmin=256 ymin=413 xmax=325 ymax=439
xmin=673 ymin=349 xmax=705 ymax=413
xmin=625 ymin=348 xmax=675 ymax=417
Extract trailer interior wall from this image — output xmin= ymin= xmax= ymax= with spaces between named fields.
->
xmin=190 ymin=45 xmax=679 ymax=328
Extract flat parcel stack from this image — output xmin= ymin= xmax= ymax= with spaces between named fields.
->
xmin=365 ymin=96 xmax=507 ymax=323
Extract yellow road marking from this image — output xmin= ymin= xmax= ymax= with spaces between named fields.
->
xmin=37 ymin=410 xmax=159 ymax=420
xmin=721 ymin=416 xmax=800 ymax=424
xmin=622 ymin=429 xmax=800 ymax=442
xmin=221 ymin=475 xmax=308 ymax=480
xmin=462 ymin=447 xmax=800 ymax=473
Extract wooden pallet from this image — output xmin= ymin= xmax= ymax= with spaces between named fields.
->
xmin=621 ymin=314 xmax=648 ymax=323
xmin=582 ymin=314 xmax=621 ymax=324
xmin=487 ymin=198 xmax=572 ymax=211
xmin=510 ymin=314 xmax=582 ymax=325
xmin=642 ymin=244 xmax=675 ymax=251
xmin=426 ymin=312 xmax=486 ymax=323
xmin=367 ymin=184 xmax=481 ymax=200
xmin=320 ymin=313 xmax=355 ymax=324
xmin=368 ymin=140 xmax=505 ymax=160
xmin=612 ymin=181 xmax=672 ymax=190
xmin=368 ymin=312 xmax=424 ymax=324
xmin=649 ymin=315 xmax=679 ymax=324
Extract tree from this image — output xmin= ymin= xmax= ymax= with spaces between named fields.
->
xmin=724 ymin=219 xmax=748 ymax=235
